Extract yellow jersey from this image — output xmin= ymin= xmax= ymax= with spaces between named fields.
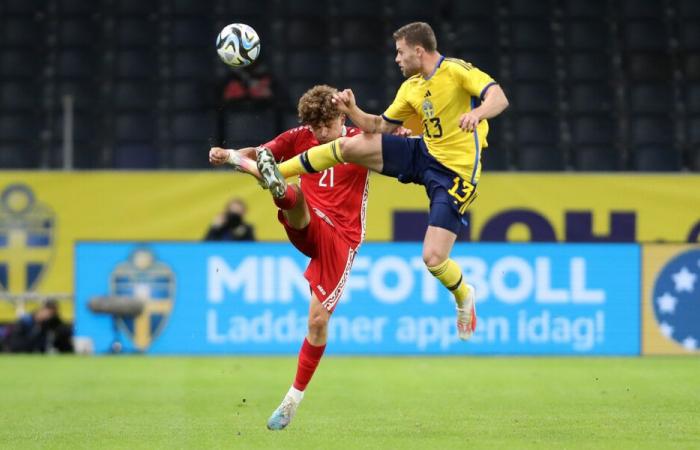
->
xmin=382 ymin=56 xmax=497 ymax=184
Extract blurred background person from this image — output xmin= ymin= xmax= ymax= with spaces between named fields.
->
xmin=2 ymin=300 xmax=73 ymax=353
xmin=204 ymin=197 xmax=256 ymax=241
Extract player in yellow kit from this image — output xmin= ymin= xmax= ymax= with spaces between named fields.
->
xmin=256 ymin=22 xmax=509 ymax=340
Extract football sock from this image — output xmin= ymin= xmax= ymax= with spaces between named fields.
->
xmin=427 ymin=259 xmax=470 ymax=307
xmin=278 ymin=139 xmax=344 ymax=178
xmin=292 ymin=337 xmax=326 ymax=392
xmin=273 ymin=184 xmax=299 ymax=210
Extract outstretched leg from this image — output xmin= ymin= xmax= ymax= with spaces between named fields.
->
xmin=269 ymin=133 xmax=385 ymax=180
xmin=267 ymin=295 xmax=330 ymax=430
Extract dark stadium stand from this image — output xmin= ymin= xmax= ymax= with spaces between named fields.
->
xmin=0 ymin=0 xmax=697 ymax=171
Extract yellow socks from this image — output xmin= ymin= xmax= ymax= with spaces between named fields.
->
xmin=278 ymin=139 xmax=345 ymax=178
xmin=427 ymin=259 xmax=469 ymax=307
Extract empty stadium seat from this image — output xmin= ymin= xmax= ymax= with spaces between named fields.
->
xmin=571 ymin=116 xmax=615 ymax=145
xmin=58 ymin=18 xmax=98 ymax=47
xmin=575 ymin=146 xmax=620 ymax=171
xmin=287 ymin=51 xmax=330 ymax=80
xmin=569 ymin=83 xmax=614 ymax=114
xmin=683 ymin=53 xmax=700 ymax=80
xmin=224 ymin=110 xmax=276 ymax=144
xmin=1 ymin=17 xmax=36 ymax=47
xmin=681 ymin=21 xmax=700 ymax=50
xmin=507 ymin=0 xmax=551 ymax=18
xmin=511 ymin=20 xmax=552 ymax=49
xmin=623 ymin=21 xmax=668 ymax=51
xmin=628 ymin=83 xmax=674 ymax=113
xmin=512 ymin=52 xmax=555 ymax=81
xmin=341 ymin=51 xmax=384 ymax=81
xmin=0 ymin=82 xmax=37 ymax=112
xmin=172 ymin=18 xmax=211 ymax=48
xmin=513 ymin=83 xmax=557 ymax=113
xmin=113 ymin=82 xmax=156 ymax=111
xmin=515 ymin=115 xmax=559 ymax=144
xmin=0 ymin=113 xmax=37 ymax=141
xmin=0 ymin=50 xmax=38 ymax=78
xmin=171 ymin=51 xmax=214 ymax=79
xmin=115 ymin=50 xmax=155 ymax=79
xmin=171 ymin=82 xmax=215 ymax=111
xmin=338 ymin=20 xmax=384 ymax=49
xmin=518 ymin=145 xmax=565 ymax=171
xmin=116 ymin=18 xmax=154 ymax=48
xmin=687 ymin=84 xmax=700 ymax=113
xmin=453 ymin=1 xmax=496 ymax=18
xmin=619 ymin=0 xmax=665 ymax=18
xmin=630 ymin=116 xmax=673 ymax=145
xmin=633 ymin=146 xmax=682 ymax=171
xmin=678 ymin=0 xmax=700 ymax=19
xmin=567 ymin=52 xmax=612 ymax=81
xmin=171 ymin=143 xmax=210 ymax=169
xmin=626 ymin=52 xmax=672 ymax=81
xmin=453 ymin=22 xmax=498 ymax=50
xmin=113 ymin=144 xmax=159 ymax=169
xmin=115 ymin=113 xmax=156 ymax=142
xmin=172 ymin=112 xmax=216 ymax=142
xmin=56 ymin=49 xmax=96 ymax=79
xmin=563 ymin=0 xmax=607 ymax=18
xmin=566 ymin=20 xmax=609 ymax=50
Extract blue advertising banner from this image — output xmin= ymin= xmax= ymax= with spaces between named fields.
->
xmin=75 ymin=242 xmax=641 ymax=355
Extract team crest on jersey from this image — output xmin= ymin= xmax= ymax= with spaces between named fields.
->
xmin=422 ymin=99 xmax=435 ymax=118
xmin=652 ymin=249 xmax=700 ymax=351
xmin=0 ymin=183 xmax=55 ymax=294
xmin=110 ymin=248 xmax=176 ymax=351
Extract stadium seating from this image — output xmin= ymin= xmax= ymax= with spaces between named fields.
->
xmin=0 ymin=0 xmax=696 ymax=171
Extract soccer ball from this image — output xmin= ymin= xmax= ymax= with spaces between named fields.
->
xmin=216 ymin=23 xmax=261 ymax=68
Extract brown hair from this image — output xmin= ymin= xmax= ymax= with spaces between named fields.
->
xmin=297 ymin=85 xmax=341 ymax=126
xmin=392 ymin=22 xmax=437 ymax=52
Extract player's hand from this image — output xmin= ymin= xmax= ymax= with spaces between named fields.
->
xmin=459 ymin=111 xmax=482 ymax=132
xmin=332 ymin=89 xmax=356 ymax=113
xmin=391 ymin=126 xmax=412 ymax=137
xmin=209 ymin=147 xmax=230 ymax=166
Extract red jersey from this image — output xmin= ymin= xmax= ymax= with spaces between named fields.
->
xmin=262 ymin=126 xmax=369 ymax=248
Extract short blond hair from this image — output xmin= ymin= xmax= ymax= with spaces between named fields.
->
xmin=393 ymin=22 xmax=437 ymax=52
xmin=297 ymin=85 xmax=341 ymax=127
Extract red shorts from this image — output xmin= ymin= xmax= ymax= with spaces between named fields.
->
xmin=278 ymin=208 xmax=356 ymax=313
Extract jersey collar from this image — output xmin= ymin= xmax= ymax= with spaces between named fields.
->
xmin=424 ymin=55 xmax=445 ymax=81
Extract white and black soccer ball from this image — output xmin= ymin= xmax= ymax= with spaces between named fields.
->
xmin=216 ymin=23 xmax=261 ymax=68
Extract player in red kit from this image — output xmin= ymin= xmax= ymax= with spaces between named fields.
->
xmin=209 ymin=85 xmax=379 ymax=430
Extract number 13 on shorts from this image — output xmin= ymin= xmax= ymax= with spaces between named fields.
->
xmin=448 ymin=176 xmax=477 ymax=214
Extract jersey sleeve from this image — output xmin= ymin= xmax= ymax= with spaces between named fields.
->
xmin=381 ymin=81 xmax=416 ymax=124
xmin=262 ymin=129 xmax=298 ymax=162
xmin=450 ymin=59 xmax=497 ymax=100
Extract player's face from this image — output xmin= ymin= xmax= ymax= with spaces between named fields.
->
xmin=395 ymin=38 xmax=420 ymax=77
xmin=310 ymin=116 xmax=344 ymax=144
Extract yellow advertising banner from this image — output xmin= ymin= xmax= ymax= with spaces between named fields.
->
xmin=0 ymin=172 xmax=699 ymax=322
xmin=642 ymin=244 xmax=700 ymax=355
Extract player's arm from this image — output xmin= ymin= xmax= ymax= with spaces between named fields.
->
xmin=459 ymin=84 xmax=509 ymax=132
xmin=333 ymin=89 xmax=401 ymax=134
xmin=452 ymin=62 xmax=509 ymax=132
xmin=208 ymin=146 xmax=256 ymax=166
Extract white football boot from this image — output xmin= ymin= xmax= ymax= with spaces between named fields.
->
xmin=255 ymin=146 xmax=287 ymax=199
xmin=456 ymin=284 xmax=477 ymax=340
xmin=267 ymin=391 xmax=302 ymax=431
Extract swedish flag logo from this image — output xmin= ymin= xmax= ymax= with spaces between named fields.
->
xmin=111 ymin=248 xmax=175 ymax=351
xmin=0 ymin=184 xmax=55 ymax=294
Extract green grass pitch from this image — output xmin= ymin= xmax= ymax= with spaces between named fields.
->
xmin=1 ymin=356 xmax=699 ymax=449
